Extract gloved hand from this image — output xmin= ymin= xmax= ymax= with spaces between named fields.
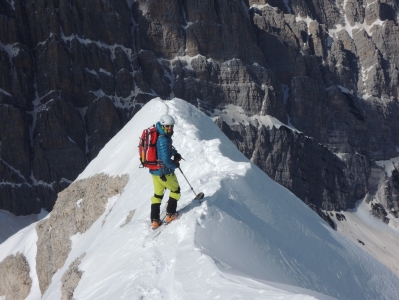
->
xmin=173 ymin=153 xmax=182 ymax=162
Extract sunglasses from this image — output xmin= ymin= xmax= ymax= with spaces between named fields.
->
xmin=164 ymin=125 xmax=174 ymax=128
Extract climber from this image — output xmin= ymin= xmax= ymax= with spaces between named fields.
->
xmin=149 ymin=114 xmax=182 ymax=229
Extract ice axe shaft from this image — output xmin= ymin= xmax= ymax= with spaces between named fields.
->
xmin=178 ymin=167 xmax=204 ymax=200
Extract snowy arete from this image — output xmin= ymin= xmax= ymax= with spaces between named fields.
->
xmin=1 ymin=98 xmax=399 ymax=300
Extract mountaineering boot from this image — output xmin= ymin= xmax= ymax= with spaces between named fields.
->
xmin=165 ymin=212 xmax=179 ymax=223
xmin=151 ymin=219 xmax=162 ymax=229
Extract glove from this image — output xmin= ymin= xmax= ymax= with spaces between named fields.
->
xmin=174 ymin=153 xmax=182 ymax=162
xmin=175 ymin=162 xmax=180 ymax=168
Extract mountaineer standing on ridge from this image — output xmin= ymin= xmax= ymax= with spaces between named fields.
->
xmin=148 ymin=114 xmax=182 ymax=229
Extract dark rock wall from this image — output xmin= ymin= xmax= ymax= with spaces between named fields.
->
xmin=1 ymin=0 xmax=136 ymax=214
xmin=214 ymin=117 xmax=372 ymax=211
xmin=1 ymin=0 xmax=399 ymax=219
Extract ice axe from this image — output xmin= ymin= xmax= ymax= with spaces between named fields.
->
xmin=178 ymin=167 xmax=204 ymax=201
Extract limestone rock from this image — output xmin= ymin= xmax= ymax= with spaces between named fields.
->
xmin=31 ymin=99 xmax=87 ymax=211
xmin=371 ymin=164 xmax=399 ymax=220
xmin=0 ymin=105 xmax=31 ymax=180
xmin=85 ymin=96 xmax=128 ymax=161
xmin=0 ymin=104 xmax=39 ymax=215
xmin=214 ymin=117 xmax=258 ymax=159
xmin=308 ymin=203 xmax=336 ymax=229
xmin=289 ymin=0 xmax=343 ymax=28
xmin=253 ymin=125 xmax=366 ymax=211
xmin=137 ymin=50 xmax=171 ymax=98
xmin=251 ymin=6 xmax=300 ymax=83
xmin=0 ymin=0 xmax=136 ymax=215
xmin=0 ymin=252 xmax=32 ymax=300
xmin=288 ymin=79 xmax=398 ymax=159
xmin=61 ymin=253 xmax=86 ymax=300
xmin=327 ymin=37 xmax=358 ymax=91
xmin=36 ymin=173 xmax=129 ymax=295
xmin=120 ymin=210 xmax=137 ymax=228
xmin=365 ymin=0 xmax=396 ymax=25
xmin=215 ymin=119 xmax=373 ymax=212
xmin=371 ymin=202 xmax=389 ymax=223
xmin=183 ymin=0 xmax=265 ymax=64
xmin=389 ymin=167 xmax=399 ymax=217
xmin=345 ymin=0 xmax=365 ymax=26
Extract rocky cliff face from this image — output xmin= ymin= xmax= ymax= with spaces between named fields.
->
xmin=1 ymin=0 xmax=399 ymax=224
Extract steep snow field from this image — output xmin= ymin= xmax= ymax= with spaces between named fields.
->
xmin=333 ymin=201 xmax=399 ymax=277
xmin=1 ymin=98 xmax=399 ymax=300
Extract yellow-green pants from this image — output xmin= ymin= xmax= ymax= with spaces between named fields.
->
xmin=151 ymin=173 xmax=181 ymax=204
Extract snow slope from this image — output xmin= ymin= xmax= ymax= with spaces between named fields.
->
xmin=333 ymin=200 xmax=399 ymax=277
xmin=1 ymin=98 xmax=399 ymax=300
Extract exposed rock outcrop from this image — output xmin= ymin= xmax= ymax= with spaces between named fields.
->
xmin=120 ymin=209 xmax=136 ymax=228
xmin=36 ymin=173 xmax=129 ymax=295
xmin=0 ymin=252 xmax=32 ymax=300
xmin=369 ymin=163 xmax=399 ymax=220
xmin=308 ymin=203 xmax=336 ymax=229
xmin=61 ymin=253 xmax=86 ymax=300
xmin=371 ymin=202 xmax=389 ymax=223
xmin=215 ymin=119 xmax=372 ymax=212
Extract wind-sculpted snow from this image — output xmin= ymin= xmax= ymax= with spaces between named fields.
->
xmin=1 ymin=98 xmax=399 ymax=299
xmin=69 ymin=98 xmax=399 ymax=299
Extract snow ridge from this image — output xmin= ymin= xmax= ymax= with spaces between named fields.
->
xmin=1 ymin=98 xmax=399 ymax=300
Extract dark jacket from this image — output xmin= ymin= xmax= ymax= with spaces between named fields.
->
xmin=149 ymin=122 xmax=178 ymax=176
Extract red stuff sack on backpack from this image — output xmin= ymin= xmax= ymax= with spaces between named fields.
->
xmin=138 ymin=126 xmax=162 ymax=170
